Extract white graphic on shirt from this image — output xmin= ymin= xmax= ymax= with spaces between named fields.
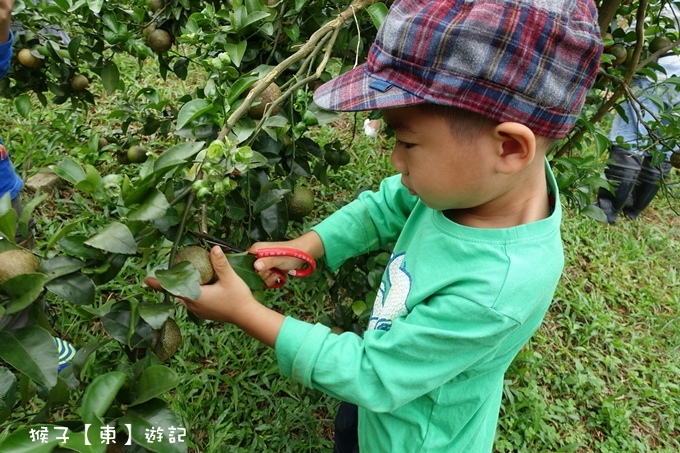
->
xmin=368 ymin=252 xmax=411 ymax=331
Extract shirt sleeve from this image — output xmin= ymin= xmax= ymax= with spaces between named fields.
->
xmin=0 ymin=31 xmax=14 ymax=80
xmin=275 ymin=292 xmax=520 ymax=413
xmin=311 ymin=175 xmax=418 ymax=271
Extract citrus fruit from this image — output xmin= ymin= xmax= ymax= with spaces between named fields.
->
xmin=649 ymin=36 xmax=672 ymax=54
xmin=0 ymin=249 xmax=40 ymax=286
xmin=17 ymin=48 xmax=41 ymax=68
xmin=147 ymin=0 xmax=164 ymax=12
xmin=670 ymin=152 xmax=680 ymax=169
xmin=324 ymin=150 xmax=340 ymax=166
xmin=98 ymin=137 xmax=109 ymax=150
xmin=143 ymin=23 xmax=156 ymax=38
xmin=127 ymin=145 xmax=148 ymax=163
xmin=247 ymin=83 xmax=283 ymax=119
xmin=148 ymin=29 xmax=172 ymax=53
xmin=338 ymin=150 xmax=351 ymax=166
xmin=70 ymin=74 xmax=89 ymax=91
xmin=608 ymin=44 xmax=627 ymax=66
xmin=152 ymin=318 xmax=182 ymax=361
xmin=174 ymin=245 xmax=215 ymax=285
xmin=288 ymin=187 xmax=314 ymax=220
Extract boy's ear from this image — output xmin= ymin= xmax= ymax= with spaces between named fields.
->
xmin=490 ymin=122 xmax=536 ymax=174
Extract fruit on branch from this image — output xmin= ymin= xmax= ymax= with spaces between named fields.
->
xmin=608 ymin=44 xmax=627 ymax=67
xmin=247 ymin=83 xmax=282 ymax=119
xmin=0 ymin=249 xmax=40 ymax=286
xmin=649 ymin=35 xmax=672 ymax=54
xmin=151 ymin=318 xmax=182 ymax=361
xmin=174 ymin=246 xmax=215 ymax=285
xmin=98 ymin=137 xmax=109 ymax=150
xmin=70 ymin=74 xmax=89 ymax=91
xmin=147 ymin=0 xmax=164 ymax=13
xmin=670 ymin=152 xmax=680 ymax=169
xmin=148 ymin=29 xmax=172 ymax=53
xmin=127 ymin=145 xmax=148 ymax=163
xmin=17 ymin=48 xmax=41 ymax=68
xmin=287 ymin=187 xmax=314 ymax=221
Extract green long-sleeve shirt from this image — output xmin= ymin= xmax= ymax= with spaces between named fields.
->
xmin=276 ymin=162 xmax=564 ymax=452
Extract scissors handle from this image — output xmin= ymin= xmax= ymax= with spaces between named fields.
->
xmin=250 ymin=247 xmax=316 ymax=278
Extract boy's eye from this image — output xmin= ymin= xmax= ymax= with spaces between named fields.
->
xmin=396 ymin=139 xmax=415 ymax=149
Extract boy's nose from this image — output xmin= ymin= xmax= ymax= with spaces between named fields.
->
xmin=391 ymin=146 xmax=408 ymax=175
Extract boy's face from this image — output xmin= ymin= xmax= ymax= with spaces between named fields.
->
xmin=383 ymin=106 xmax=498 ymax=211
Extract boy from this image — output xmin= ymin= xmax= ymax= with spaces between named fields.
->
xmin=146 ymin=0 xmax=602 ymax=450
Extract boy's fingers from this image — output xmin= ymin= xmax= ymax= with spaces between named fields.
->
xmin=144 ymin=276 xmax=162 ymax=291
xmin=209 ymin=246 xmax=234 ymax=278
xmin=254 ymin=256 xmax=296 ymax=272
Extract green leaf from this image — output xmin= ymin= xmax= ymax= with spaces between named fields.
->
xmin=101 ymin=61 xmax=120 ymax=95
xmin=366 ymin=3 xmax=389 ymax=29
xmin=252 ymin=189 xmax=289 ymax=214
xmin=122 ymin=174 xmax=160 ymax=207
xmin=0 ymin=326 xmax=57 ymax=389
xmin=18 ymin=194 xmax=47 ymax=240
xmin=84 ymin=222 xmax=137 ymax=255
xmin=14 ymin=94 xmax=32 ymax=119
xmin=153 ymin=141 xmax=205 ymax=174
xmin=58 ymin=235 xmax=106 ymax=261
xmin=223 ymin=40 xmax=248 ymax=67
xmin=37 ymin=256 xmax=85 ymax=281
xmin=138 ymin=303 xmax=175 ymax=330
xmin=81 ymin=371 xmax=127 ymax=424
xmin=101 ymin=306 xmax=153 ymax=349
xmin=67 ymin=35 xmax=81 ymax=60
xmin=119 ymin=399 xmax=188 ymax=453
xmin=228 ymin=253 xmax=262 ymax=290
xmin=176 ymin=99 xmax=212 ymax=130
xmin=46 ymin=272 xmax=96 ymax=305
xmin=0 ymin=192 xmax=16 ymax=243
xmin=71 ymin=340 xmax=111 ymax=380
xmin=155 ymin=262 xmax=201 ymax=300
xmin=131 ymin=366 xmax=180 ymax=406
xmin=127 ymin=189 xmax=171 ymax=222
xmin=228 ymin=75 xmax=259 ymax=104
xmin=2 ymin=273 xmax=49 ymax=315
xmin=582 ymin=203 xmax=609 ymax=223
xmin=0 ymin=367 xmax=17 ymax=424
xmin=87 ymin=0 xmax=103 ymax=13
xmin=51 ymin=158 xmax=86 ymax=185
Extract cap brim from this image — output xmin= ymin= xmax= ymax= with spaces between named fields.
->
xmin=312 ymin=64 xmax=424 ymax=112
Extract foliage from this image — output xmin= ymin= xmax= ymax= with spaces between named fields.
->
xmin=0 ymin=0 xmax=680 ymax=451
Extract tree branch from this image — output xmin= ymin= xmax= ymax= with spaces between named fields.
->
xmin=217 ymin=0 xmax=379 ymax=142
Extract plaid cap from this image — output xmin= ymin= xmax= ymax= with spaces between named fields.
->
xmin=313 ymin=0 xmax=603 ymax=138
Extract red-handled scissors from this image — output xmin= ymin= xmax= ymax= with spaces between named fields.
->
xmin=191 ymin=231 xmax=316 ymax=289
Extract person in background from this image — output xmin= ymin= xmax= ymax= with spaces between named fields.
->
xmin=0 ymin=0 xmax=25 ymax=241
xmin=595 ymin=54 xmax=680 ymax=224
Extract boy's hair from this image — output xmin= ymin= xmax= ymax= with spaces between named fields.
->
xmin=314 ymin=0 xmax=603 ymax=139
xmin=417 ymin=104 xmax=559 ymax=153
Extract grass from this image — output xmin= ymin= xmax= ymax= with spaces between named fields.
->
xmin=2 ymin=53 xmax=680 ymax=452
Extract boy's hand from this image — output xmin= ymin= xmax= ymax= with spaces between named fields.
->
xmin=144 ymin=246 xmax=286 ymax=348
xmin=250 ymin=241 xmax=308 ymax=288
xmin=250 ymin=231 xmax=325 ymax=288
xmin=0 ymin=0 xmax=14 ymax=44
xmin=144 ymin=247 xmax=257 ymax=324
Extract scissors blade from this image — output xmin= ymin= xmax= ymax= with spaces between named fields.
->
xmin=190 ymin=231 xmax=244 ymax=253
